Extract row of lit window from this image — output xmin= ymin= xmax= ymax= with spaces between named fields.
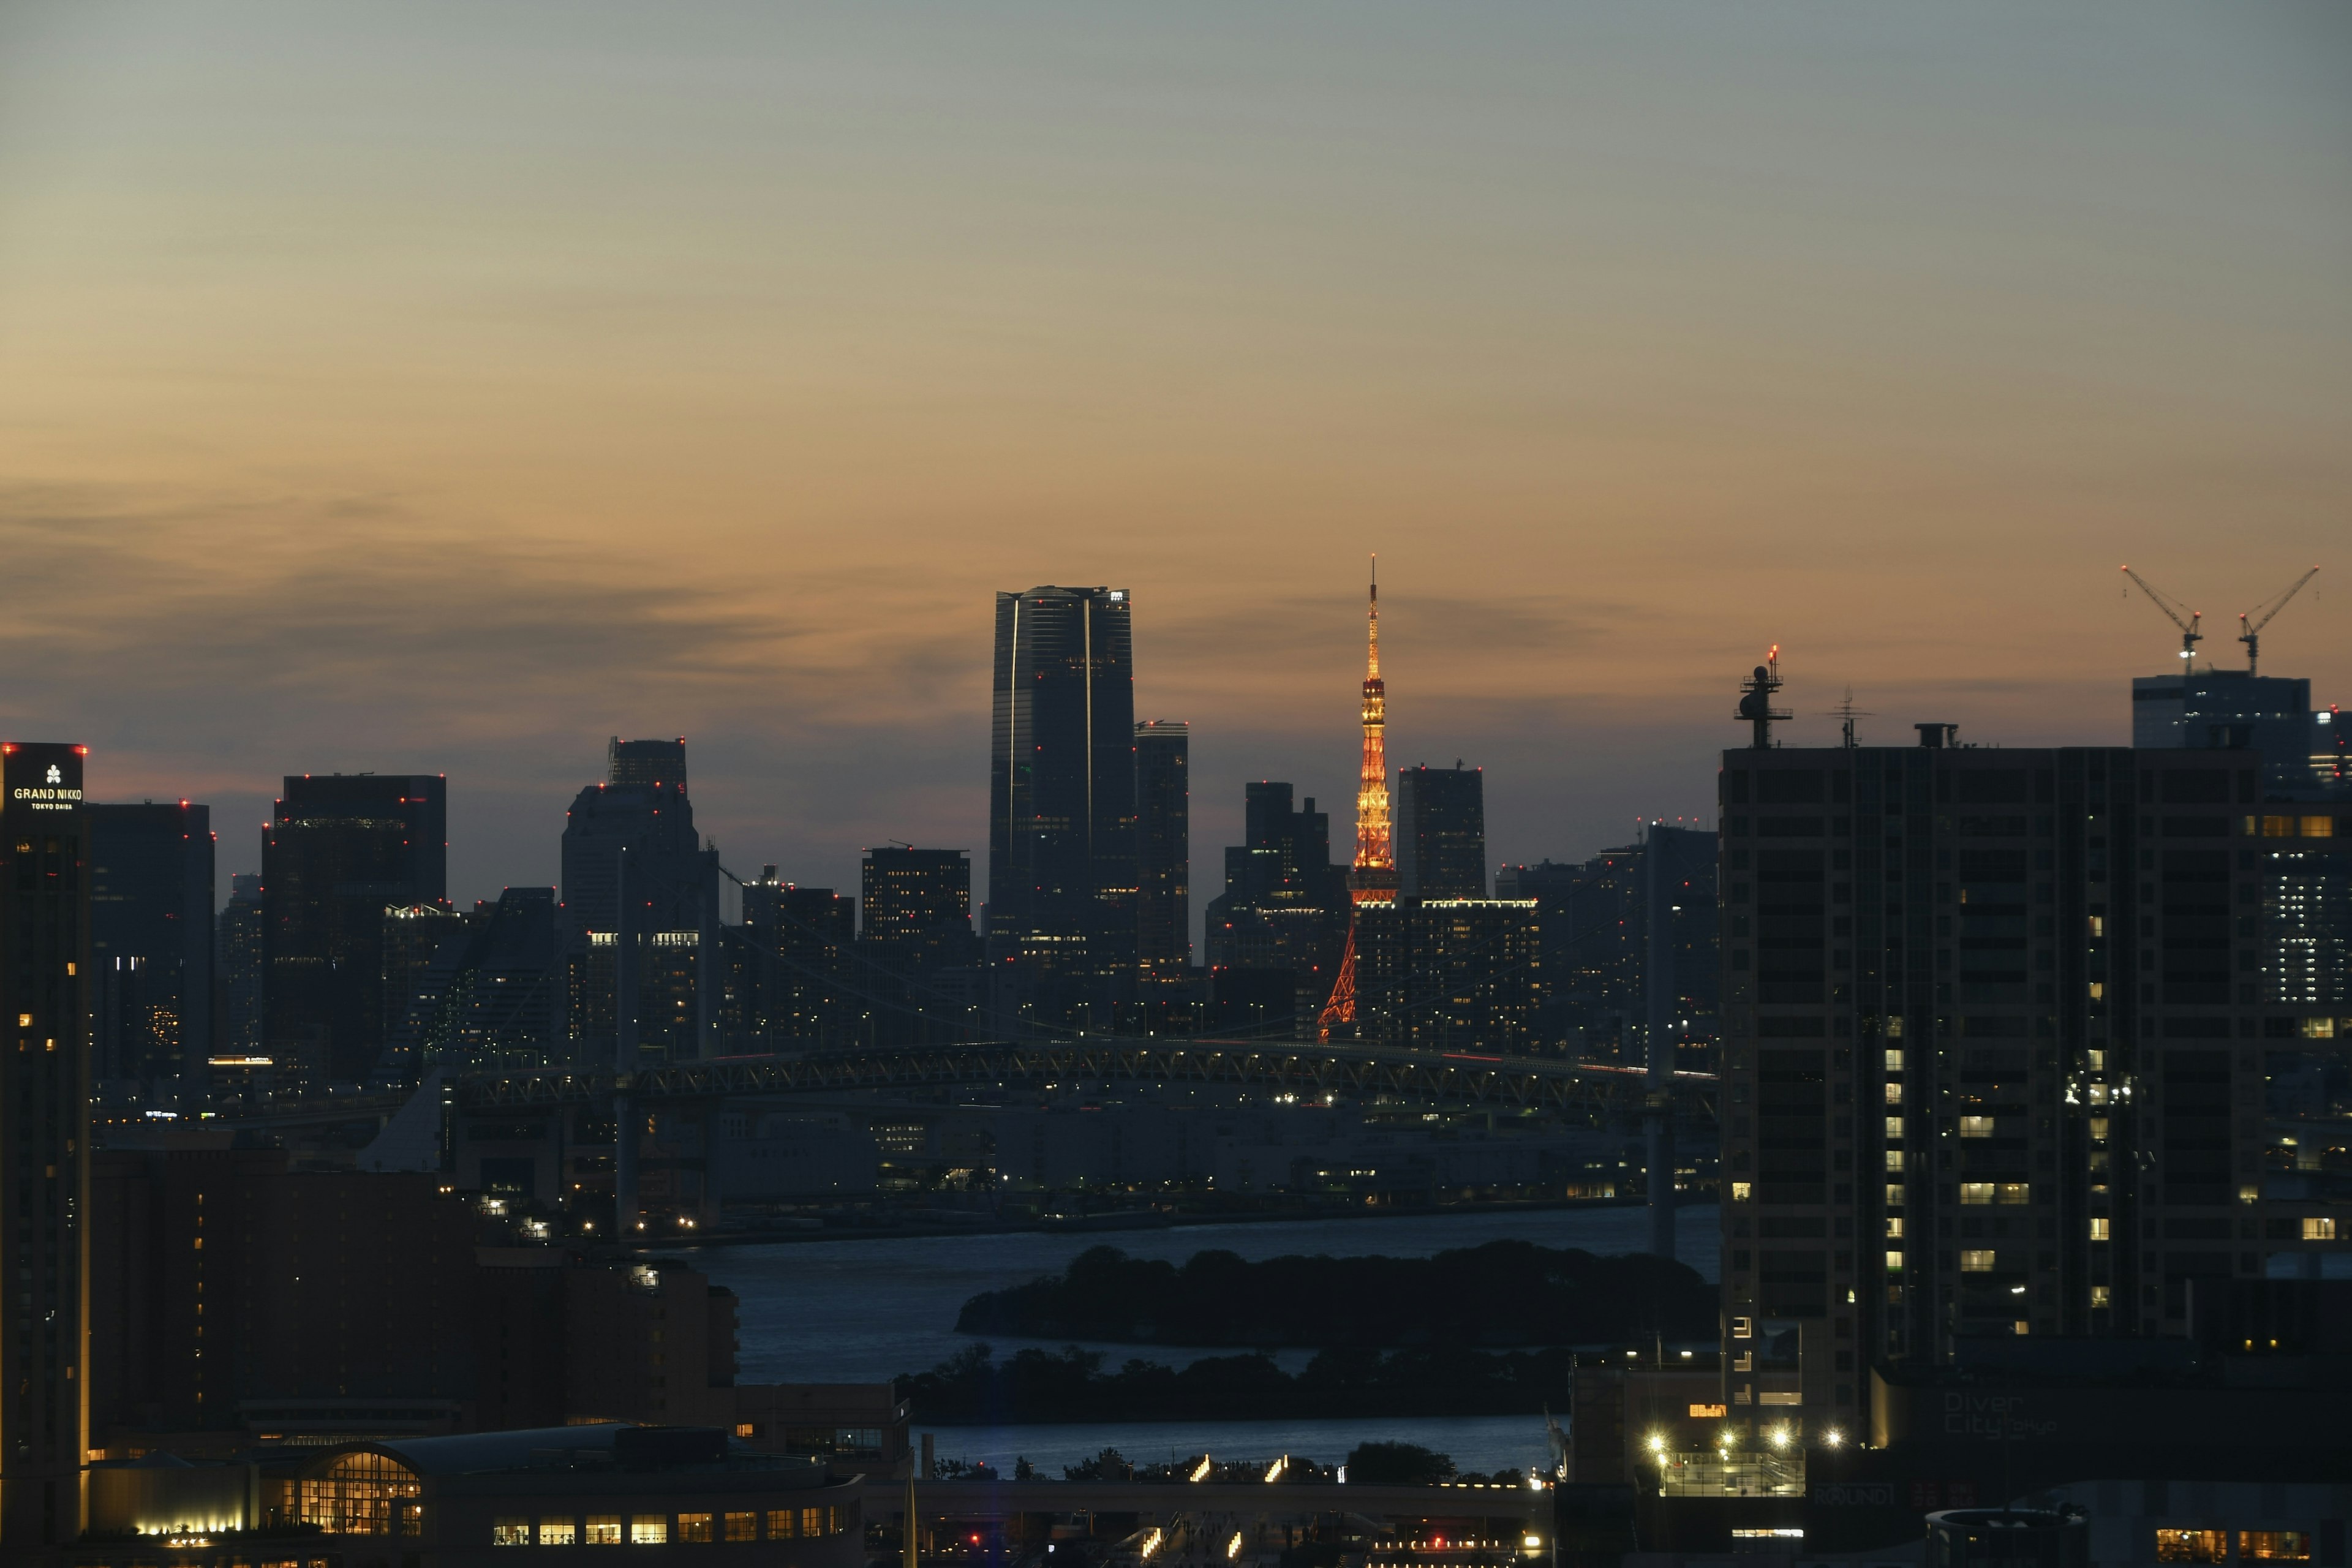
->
xmin=2158 ymin=1529 xmax=2311 ymax=1563
xmin=494 ymin=1505 xmax=850 ymax=1546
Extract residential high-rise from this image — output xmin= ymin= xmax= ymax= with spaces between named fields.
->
xmin=88 ymin=801 xmax=214 ymax=1088
xmin=987 ymin=586 xmax=1138 ymax=975
xmin=859 ymin=848 xmax=974 ymax=973
xmin=263 ymin=774 xmax=447 ymax=1087
xmin=1714 ymin=730 xmax=2351 ymax=1438
xmin=1134 ymin=720 xmax=1191 ymax=971
xmin=741 ymin=873 xmax=858 ymax=1046
xmin=1396 ymin=763 xmax=1487 ymax=900
xmin=1354 ymin=897 xmax=1541 ymax=1053
xmin=606 ymin=735 xmax=687 ymax=792
xmin=216 ymin=872 xmax=266 ymax=1058
xmin=0 ymin=742 xmax=92 ymax=1551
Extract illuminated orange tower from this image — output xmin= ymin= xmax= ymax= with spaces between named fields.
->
xmin=1317 ymin=559 xmax=1397 ymax=1037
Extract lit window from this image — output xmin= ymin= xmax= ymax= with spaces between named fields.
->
xmin=2086 ymin=915 xmax=2104 ymax=938
xmin=2089 ymin=1118 xmax=2109 ymax=1142
xmin=1885 ymin=1248 xmax=1904 ymax=1272
xmin=2302 ymin=816 xmax=2334 ymax=839
xmin=1998 ymin=1183 xmax=2030 ymax=1205
xmin=1885 ymin=1152 xmax=1905 ymax=1173
xmin=1885 ymin=1183 xmax=1905 ymax=1207
xmin=2305 ymin=1217 xmax=2337 ymax=1241
xmin=1884 ymin=1048 xmax=1904 ymax=1072
xmin=767 ymin=1510 xmax=797 ymax=1539
xmin=584 ymin=1516 xmax=620 ymax=1545
xmin=1883 ymin=1115 xmax=1904 ymax=1141
xmin=539 ymin=1519 xmax=576 ymax=1547
xmin=734 ymin=1422 xmax=756 ymax=1438
xmin=1959 ymin=1115 xmax=1995 ymax=1138
xmin=1884 ymin=1082 xmax=1903 ymax=1106
xmin=677 ymin=1513 xmax=714 ymax=1544
xmin=1961 ymin=1250 xmax=1996 ymax=1272
xmin=631 ymin=1517 xmax=668 ymax=1545
xmin=1731 ymin=1182 xmax=1752 ymax=1202
xmin=2088 ymin=982 xmax=2105 ymax=1000
xmin=1961 ymin=1183 xmax=1994 ymax=1205
xmin=2089 ymin=1218 xmax=2110 ymax=1241
xmin=725 ymin=1513 xmax=757 ymax=1543
xmin=2090 ymin=1285 xmax=2110 ymax=1308
xmin=494 ymin=1518 xmax=531 ymax=1547
xmin=2241 ymin=1531 xmax=2311 ymax=1562
xmin=1886 ymin=1218 xmax=1904 ymax=1238
xmin=2156 ymin=1530 xmax=2228 ymax=1563
xmin=802 ymin=1507 xmax=824 ymax=1537
xmin=2239 ymin=1185 xmax=2260 ymax=1205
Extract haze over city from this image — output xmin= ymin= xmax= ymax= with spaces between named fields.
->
xmin=4 ymin=2 xmax=2348 ymax=910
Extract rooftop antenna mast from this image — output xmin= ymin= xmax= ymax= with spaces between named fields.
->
xmin=2120 ymin=566 xmax=2202 ymax=669
xmin=2237 ymin=567 xmax=2318 ymax=676
xmin=1824 ymin=686 xmax=1873 ymax=750
xmin=1735 ymin=645 xmax=1790 ymax=750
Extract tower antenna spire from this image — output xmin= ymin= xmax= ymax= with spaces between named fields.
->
xmin=1319 ymin=557 xmax=1399 ymax=1038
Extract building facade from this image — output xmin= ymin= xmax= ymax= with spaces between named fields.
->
xmin=88 ymin=801 xmax=214 ymax=1090
xmin=1396 ymin=764 xmax=1487 ymax=900
xmin=0 ymin=742 xmax=92 ymax=1552
xmin=1715 ymin=736 xmax=2351 ymax=1438
xmin=1354 ymin=897 xmax=1542 ymax=1054
xmin=1134 ymin=720 xmax=1191 ymax=972
xmin=858 ymin=849 xmax=973 ymax=974
xmin=262 ymin=774 xmax=448 ymax=1087
xmin=986 ymin=587 xmax=1138 ymax=976
xmin=1201 ymin=782 xmax=1349 ymax=1038
xmin=215 ymin=873 xmax=265 ymax=1062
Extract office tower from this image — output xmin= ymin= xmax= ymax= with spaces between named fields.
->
xmin=987 ymin=586 xmax=1138 ymax=974
xmin=1201 ymin=782 xmax=1349 ymax=1035
xmin=263 ymin=774 xmax=447 ymax=1088
xmin=2132 ymin=671 xmax=2330 ymax=795
xmin=382 ymin=889 xmax=563 ymax=1070
xmin=0 ymin=742 xmax=91 ymax=1550
xmin=560 ymin=739 xmax=719 ymax=1064
xmin=1134 ymin=721 xmax=1191 ymax=971
xmin=1396 ymin=763 xmax=1487 ymax=899
xmin=88 ymin=801 xmax=214 ymax=1088
xmin=741 ymin=874 xmax=858 ymax=1046
xmin=382 ymin=902 xmax=470 ymax=1068
xmin=1715 ymin=729 xmax=2351 ymax=1437
xmin=859 ymin=848 xmax=974 ymax=973
xmin=1354 ymin=896 xmax=1541 ymax=1052
xmin=1318 ymin=565 xmax=1397 ymax=1035
xmin=216 ymin=873 xmax=266 ymax=1058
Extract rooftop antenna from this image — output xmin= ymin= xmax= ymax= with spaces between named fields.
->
xmin=2237 ymin=567 xmax=2318 ymax=676
xmin=2121 ymin=566 xmax=2202 ymax=670
xmin=1824 ymin=686 xmax=1873 ymax=750
xmin=1735 ymin=645 xmax=1790 ymax=750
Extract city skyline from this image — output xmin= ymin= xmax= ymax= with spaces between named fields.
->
xmin=2 ymin=3 xmax=2346 ymax=913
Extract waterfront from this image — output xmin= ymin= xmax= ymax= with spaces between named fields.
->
xmin=693 ymin=1200 xmax=1721 ymax=1385
xmin=916 ymin=1412 xmax=1554 ymax=1481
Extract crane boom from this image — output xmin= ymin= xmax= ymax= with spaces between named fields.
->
xmin=2121 ymin=565 xmax=2202 ymax=668
xmin=2238 ymin=566 xmax=2319 ymax=676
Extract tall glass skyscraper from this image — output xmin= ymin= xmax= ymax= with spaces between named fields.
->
xmin=1396 ymin=763 xmax=1488 ymax=900
xmin=1134 ymin=720 xmax=1190 ymax=971
xmin=988 ymin=587 xmax=1137 ymax=976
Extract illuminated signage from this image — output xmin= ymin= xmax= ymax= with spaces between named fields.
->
xmin=1689 ymin=1403 xmax=1728 ymax=1419
xmin=4 ymin=744 xmax=85 ymax=813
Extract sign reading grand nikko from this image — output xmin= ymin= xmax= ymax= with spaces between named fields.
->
xmin=2 ymin=744 xmax=86 ymax=813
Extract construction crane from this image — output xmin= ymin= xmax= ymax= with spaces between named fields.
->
xmin=2120 ymin=567 xmax=2202 ymax=669
xmin=2238 ymin=567 xmax=2319 ymax=676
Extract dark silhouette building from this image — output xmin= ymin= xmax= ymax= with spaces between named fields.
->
xmin=1396 ymin=763 xmax=1487 ymax=899
xmin=859 ymin=848 xmax=974 ymax=974
xmin=0 ymin=741 xmax=92 ymax=1551
xmin=386 ymin=889 xmax=564 ymax=1070
xmin=1201 ymin=782 xmax=1348 ymax=1036
xmin=987 ymin=587 xmax=1137 ymax=978
xmin=88 ymin=801 xmax=214 ymax=1090
xmin=262 ymin=773 xmax=447 ymax=1087
xmin=560 ymin=739 xmax=718 ymax=1065
xmin=1714 ymin=735 xmax=2352 ymax=1438
xmin=215 ymin=872 xmax=266 ymax=1062
xmin=742 ymin=873 xmax=858 ymax=1046
xmin=1134 ymin=720 xmax=1191 ymax=971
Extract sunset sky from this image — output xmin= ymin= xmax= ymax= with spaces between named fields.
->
xmin=2 ymin=3 xmax=2347 ymax=933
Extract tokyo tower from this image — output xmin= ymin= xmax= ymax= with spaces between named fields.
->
xmin=1317 ymin=558 xmax=1398 ymax=1038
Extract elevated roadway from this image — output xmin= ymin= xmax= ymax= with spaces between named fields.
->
xmin=864 ymin=1474 xmax=1548 ymax=1525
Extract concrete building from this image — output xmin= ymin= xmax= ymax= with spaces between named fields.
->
xmin=1397 ymin=763 xmax=1488 ymax=900
xmin=1354 ymin=897 xmax=1542 ymax=1054
xmin=88 ymin=801 xmax=214 ymax=1090
xmin=1135 ymin=720 xmax=1192 ymax=971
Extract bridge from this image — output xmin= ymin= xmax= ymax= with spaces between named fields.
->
xmin=449 ymin=1039 xmax=1716 ymax=1121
